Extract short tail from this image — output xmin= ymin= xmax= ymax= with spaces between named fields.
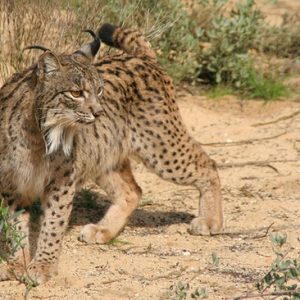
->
xmin=97 ymin=23 xmax=156 ymax=61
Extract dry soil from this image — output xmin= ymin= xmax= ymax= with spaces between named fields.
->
xmin=1 ymin=91 xmax=300 ymax=300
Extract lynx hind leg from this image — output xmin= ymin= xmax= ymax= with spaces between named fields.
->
xmin=79 ymin=160 xmax=142 ymax=244
xmin=187 ymin=154 xmax=223 ymax=235
xmin=132 ymin=119 xmax=223 ymax=236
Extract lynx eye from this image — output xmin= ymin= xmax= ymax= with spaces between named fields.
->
xmin=70 ymin=90 xmax=84 ymax=98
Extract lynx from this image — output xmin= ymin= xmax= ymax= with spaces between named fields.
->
xmin=0 ymin=34 xmax=104 ymax=284
xmin=0 ymin=24 xmax=223 ymax=285
xmin=78 ymin=24 xmax=223 ymax=245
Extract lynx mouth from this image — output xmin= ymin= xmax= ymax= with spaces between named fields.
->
xmin=76 ymin=112 xmax=95 ymax=123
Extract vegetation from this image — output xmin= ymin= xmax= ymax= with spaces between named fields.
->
xmin=235 ymin=233 xmax=300 ymax=300
xmin=190 ymin=0 xmax=289 ymax=99
xmin=0 ymin=200 xmax=25 ymax=263
xmin=170 ymin=281 xmax=208 ymax=300
xmin=260 ymin=13 xmax=300 ymax=58
xmin=0 ymin=0 xmax=299 ymax=99
xmin=256 ymin=233 xmax=300 ymax=299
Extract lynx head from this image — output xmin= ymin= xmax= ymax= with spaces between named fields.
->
xmin=30 ymin=32 xmax=104 ymax=157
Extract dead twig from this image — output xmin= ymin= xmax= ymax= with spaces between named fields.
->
xmin=102 ymin=278 xmax=125 ymax=284
xmin=135 ymin=266 xmax=189 ymax=282
xmin=219 ymin=161 xmax=278 ymax=173
xmin=30 ymin=296 xmax=61 ymax=300
xmin=218 ymin=159 xmax=299 ymax=173
xmin=252 ymin=222 xmax=274 ymax=239
xmin=252 ymin=110 xmax=300 ymax=127
xmin=201 ymin=131 xmax=287 ymax=147
xmin=101 ymin=266 xmax=190 ymax=284
xmin=220 ymin=223 xmax=275 ymax=240
xmin=233 ymin=289 xmax=300 ymax=300
xmin=221 ymin=224 xmax=300 ymax=240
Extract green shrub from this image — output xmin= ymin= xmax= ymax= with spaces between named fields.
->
xmin=0 ymin=0 xmax=198 ymax=84
xmin=188 ymin=0 xmax=289 ymax=99
xmin=246 ymin=68 xmax=288 ymax=100
xmin=256 ymin=233 xmax=300 ymax=299
xmin=260 ymin=13 xmax=300 ymax=58
xmin=145 ymin=0 xmax=199 ymax=83
xmin=95 ymin=0 xmax=199 ymax=83
xmin=0 ymin=200 xmax=25 ymax=263
xmin=169 ymin=281 xmax=208 ymax=300
xmin=235 ymin=233 xmax=300 ymax=299
xmin=196 ymin=0 xmax=261 ymax=87
xmin=0 ymin=0 xmax=294 ymax=99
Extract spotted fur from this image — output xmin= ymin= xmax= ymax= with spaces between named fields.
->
xmin=0 ymin=38 xmax=104 ymax=284
xmin=0 ymin=24 xmax=223 ymax=285
xmin=78 ymin=24 xmax=223 ymax=244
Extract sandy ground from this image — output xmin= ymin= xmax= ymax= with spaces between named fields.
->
xmin=1 ymin=91 xmax=300 ymax=300
xmin=257 ymin=0 xmax=300 ymax=26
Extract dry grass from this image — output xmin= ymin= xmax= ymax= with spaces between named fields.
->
xmin=0 ymin=0 xmax=106 ymax=84
xmin=0 ymin=0 xmax=188 ymax=84
xmin=0 ymin=0 xmax=296 ymax=99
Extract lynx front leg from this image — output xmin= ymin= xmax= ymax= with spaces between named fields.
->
xmin=23 ymin=179 xmax=76 ymax=285
xmin=79 ymin=160 xmax=142 ymax=244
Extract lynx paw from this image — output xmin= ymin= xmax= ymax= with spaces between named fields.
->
xmin=188 ymin=217 xmax=223 ymax=236
xmin=21 ymin=261 xmax=57 ymax=286
xmin=79 ymin=224 xmax=112 ymax=244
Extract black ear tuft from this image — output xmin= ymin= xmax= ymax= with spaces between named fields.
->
xmin=83 ymin=29 xmax=97 ymax=39
xmin=98 ymin=23 xmax=118 ymax=47
xmin=90 ymin=38 xmax=101 ymax=57
xmin=82 ymin=30 xmax=100 ymax=57
xmin=23 ymin=45 xmax=50 ymax=52
xmin=73 ymin=30 xmax=101 ymax=63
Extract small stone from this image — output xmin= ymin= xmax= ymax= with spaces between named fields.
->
xmin=182 ymin=250 xmax=191 ymax=256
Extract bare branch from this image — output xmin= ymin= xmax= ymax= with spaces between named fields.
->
xmin=201 ymin=131 xmax=287 ymax=147
xmin=234 ymin=290 xmax=300 ymax=300
xmin=252 ymin=110 xmax=300 ymax=127
xmin=218 ymin=159 xmax=298 ymax=173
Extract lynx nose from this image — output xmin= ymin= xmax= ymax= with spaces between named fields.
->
xmin=90 ymin=105 xmax=103 ymax=117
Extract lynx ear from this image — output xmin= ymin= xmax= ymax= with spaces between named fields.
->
xmin=73 ymin=29 xmax=101 ymax=64
xmin=37 ymin=51 xmax=60 ymax=77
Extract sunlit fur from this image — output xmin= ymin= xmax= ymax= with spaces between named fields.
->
xmin=33 ymin=55 xmax=102 ymax=156
xmin=77 ymin=24 xmax=223 ymax=246
xmin=0 ymin=44 xmax=103 ymax=283
xmin=0 ymin=24 xmax=223 ymax=285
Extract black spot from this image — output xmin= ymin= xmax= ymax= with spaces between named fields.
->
xmin=63 ymin=170 xmax=71 ymax=177
xmin=53 ymin=195 xmax=59 ymax=202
